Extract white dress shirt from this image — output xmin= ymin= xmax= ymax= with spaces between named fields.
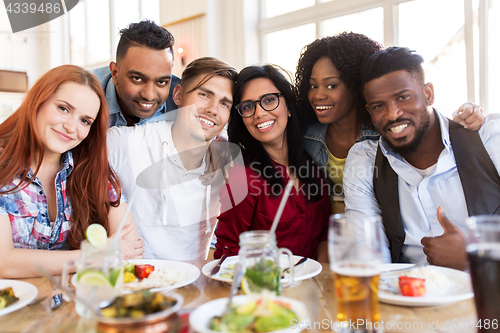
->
xmin=344 ymin=112 xmax=500 ymax=263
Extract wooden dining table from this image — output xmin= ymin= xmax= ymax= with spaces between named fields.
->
xmin=0 ymin=261 xmax=478 ymax=333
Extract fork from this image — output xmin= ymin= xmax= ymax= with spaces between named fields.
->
xmin=222 ymin=263 xmax=244 ymax=316
xmin=281 ymin=257 xmax=307 ymax=278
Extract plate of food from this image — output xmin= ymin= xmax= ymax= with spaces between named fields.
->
xmin=72 ymin=259 xmax=200 ymax=293
xmin=0 ymin=280 xmax=38 ymax=317
xmin=378 ymin=264 xmax=474 ymax=306
xmin=202 ymin=255 xmax=322 ymax=285
xmin=189 ymin=294 xmax=310 ymax=333
xmin=98 ymin=290 xmax=183 ymax=326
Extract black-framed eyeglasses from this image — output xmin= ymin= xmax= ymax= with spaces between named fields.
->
xmin=235 ymin=93 xmax=283 ymax=118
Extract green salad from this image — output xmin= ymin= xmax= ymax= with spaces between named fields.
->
xmin=243 ymin=260 xmax=281 ymax=295
xmin=210 ymin=298 xmax=298 ymax=333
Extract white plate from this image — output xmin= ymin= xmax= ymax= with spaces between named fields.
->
xmin=97 ymin=292 xmax=184 ymax=326
xmin=189 ymin=295 xmax=310 ymax=333
xmin=0 ymin=280 xmax=38 ymax=317
xmin=378 ymin=264 xmax=474 ymax=306
xmin=202 ymin=255 xmax=322 ymax=284
xmin=72 ymin=259 xmax=200 ymax=293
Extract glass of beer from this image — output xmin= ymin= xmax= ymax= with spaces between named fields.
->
xmin=466 ymin=215 xmax=500 ymax=333
xmin=328 ymin=214 xmax=382 ymax=332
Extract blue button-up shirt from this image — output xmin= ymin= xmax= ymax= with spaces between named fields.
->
xmin=344 ymin=111 xmax=500 ymax=264
xmin=92 ymin=66 xmax=180 ymax=127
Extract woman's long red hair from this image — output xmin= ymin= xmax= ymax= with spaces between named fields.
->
xmin=0 ymin=65 xmax=121 ymax=249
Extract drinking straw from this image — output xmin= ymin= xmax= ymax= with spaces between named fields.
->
xmin=111 ymin=187 xmax=138 ymax=247
xmin=257 ymin=179 xmax=294 ymax=268
xmin=269 ymin=179 xmax=295 ymax=237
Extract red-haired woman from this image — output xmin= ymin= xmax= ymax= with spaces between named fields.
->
xmin=0 ymin=65 xmax=144 ymax=278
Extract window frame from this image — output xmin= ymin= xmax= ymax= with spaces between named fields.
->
xmin=258 ymin=0 xmax=490 ymax=113
xmin=67 ymin=0 xmax=158 ymax=69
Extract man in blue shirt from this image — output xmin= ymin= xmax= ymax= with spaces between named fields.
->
xmin=93 ymin=20 xmax=180 ymax=127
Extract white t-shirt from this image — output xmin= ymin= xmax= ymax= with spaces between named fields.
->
xmin=107 ymin=121 xmax=222 ymax=260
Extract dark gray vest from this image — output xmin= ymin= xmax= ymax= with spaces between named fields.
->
xmin=373 ymin=120 xmax=500 ymax=263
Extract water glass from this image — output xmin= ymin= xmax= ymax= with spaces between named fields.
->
xmin=328 ymin=214 xmax=383 ymax=332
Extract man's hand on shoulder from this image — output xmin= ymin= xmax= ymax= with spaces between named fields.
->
xmin=421 ymin=206 xmax=467 ymax=271
xmin=200 ymin=136 xmax=233 ymax=186
xmin=452 ymin=102 xmax=484 ymax=131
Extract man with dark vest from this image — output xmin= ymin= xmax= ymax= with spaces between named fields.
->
xmin=343 ymin=47 xmax=500 ymax=270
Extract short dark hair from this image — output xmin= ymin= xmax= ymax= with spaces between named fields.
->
xmin=361 ymin=47 xmax=425 ymax=89
xmin=229 ymin=64 xmax=323 ymax=201
xmin=295 ymin=32 xmax=382 ymax=128
xmin=116 ymin=20 xmax=175 ymax=60
xmin=180 ymin=57 xmax=237 ymax=93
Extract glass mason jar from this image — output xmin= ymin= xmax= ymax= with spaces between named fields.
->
xmin=238 ymin=230 xmax=294 ymax=295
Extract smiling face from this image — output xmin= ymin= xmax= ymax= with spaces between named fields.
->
xmin=110 ymin=46 xmax=173 ymax=124
xmin=364 ymin=70 xmax=435 ymax=156
xmin=36 ymin=82 xmax=100 ymax=159
xmin=240 ymin=78 xmax=290 ymax=150
xmin=172 ymin=74 xmax=233 ymax=144
xmin=308 ymin=56 xmax=357 ymax=124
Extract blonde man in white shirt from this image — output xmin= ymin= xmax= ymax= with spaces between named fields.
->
xmin=107 ymin=57 xmax=238 ymax=260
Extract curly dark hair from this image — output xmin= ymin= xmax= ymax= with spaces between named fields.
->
xmin=116 ymin=20 xmax=175 ymax=61
xmin=295 ymin=32 xmax=382 ymax=128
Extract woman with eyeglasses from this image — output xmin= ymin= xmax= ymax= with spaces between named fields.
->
xmin=296 ymin=32 xmax=485 ymax=214
xmin=213 ymin=64 xmax=331 ymax=262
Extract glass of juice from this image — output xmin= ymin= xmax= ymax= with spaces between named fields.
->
xmin=328 ymin=214 xmax=382 ymax=332
xmin=63 ymin=240 xmax=123 ymax=318
xmin=466 ymin=215 xmax=500 ymax=333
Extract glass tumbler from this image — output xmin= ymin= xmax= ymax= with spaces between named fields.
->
xmin=328 ymin=214 xmax=383 ymax=332
xmin=466 ymin=215 xmax=500 ymax=333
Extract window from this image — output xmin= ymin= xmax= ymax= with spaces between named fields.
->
xmin=322 ymin=7 xmax=383 ymax=44
xmin=260 ymin=0 xmax=493 ymax=116
xmin=68 ymin=0 xmax=160 ymax=68
xmin=69 ymin=2 xmax=86 ymax=67
xmin=265 ymin=0 xmax=314 ymax=18
xmin=399 ymin=0 xmax=467 ymax=117
xmin=87 ymin=0 xmax=111 ymax=65
xmin=266 ymin=24 xmax=315 ymax=77
xmin=141 ymin=0 xmax=161 ymax=24
xmin=488 ymin=1 xmax=500 ymax=113
xmin=114 ymin=0 xmax=139 ymax=31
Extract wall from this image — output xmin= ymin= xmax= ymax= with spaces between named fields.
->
xmin=1 ymin=0 xmax=256 ymax=85
xmin=0 ymin=1 xmax=55 ymax=85
xmin=0 ymin=0 xmax=66 ymax=87
xmin=0 ymin=1 xmax=63 ymax=117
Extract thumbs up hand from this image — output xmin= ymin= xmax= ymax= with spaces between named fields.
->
xmin=420 ymin=206 xmax=467 ymax=271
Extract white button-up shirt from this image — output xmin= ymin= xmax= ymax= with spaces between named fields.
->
xmin=344 ymin=112 xmax=500 ymax=263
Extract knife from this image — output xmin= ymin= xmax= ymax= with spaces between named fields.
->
xmin=210 ymin=253 xmax=228 ymax=276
